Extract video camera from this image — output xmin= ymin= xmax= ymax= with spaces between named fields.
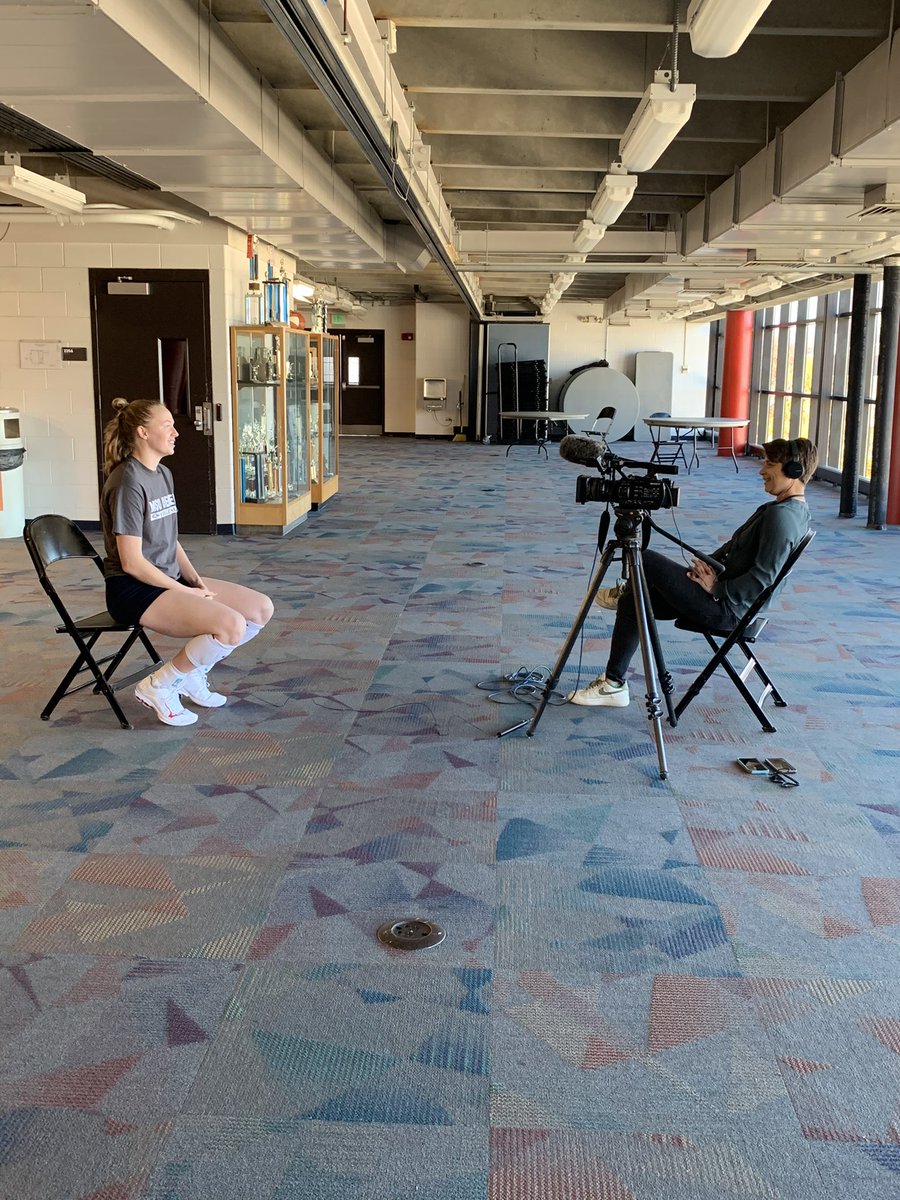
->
xmin=559 ymin=433 xmax=679 ymax=512
xmin=575 ymin=463 xmax=679 ymax=511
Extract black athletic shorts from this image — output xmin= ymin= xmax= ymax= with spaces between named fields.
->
xmin=106 ymin=573 xmax=185 ymax=625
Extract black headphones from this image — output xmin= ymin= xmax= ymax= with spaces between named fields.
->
xmin=783 ymin=439 xmax=804 ymax=479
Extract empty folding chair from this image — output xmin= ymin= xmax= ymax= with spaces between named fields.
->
xmin=647 ymin=411 xmax=690 ymax=470
xmin=24 ymin=514 xmax=161 ymax=729
xmin=671 ymin=529 xmax=815 ymax=733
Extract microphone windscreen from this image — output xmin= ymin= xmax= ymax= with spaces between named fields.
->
xmin=559 ymin=434 xmax=605 ymax=467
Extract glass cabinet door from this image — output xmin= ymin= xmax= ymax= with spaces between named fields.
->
xmin=285 ymin=331 xmax=309 ymax=500
xmin=235 ymin=330 xmax=282 ymax=505
xmin=309 ymin=338 xmax=320 ymax=485
xmin=321 ymin=335 xmax=337 ymax=482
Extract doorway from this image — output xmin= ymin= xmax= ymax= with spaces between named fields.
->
xmin=339 ymin=329 xmax=385 ymax=434
xmin=90 ymin=269 xmax=216 ymax=535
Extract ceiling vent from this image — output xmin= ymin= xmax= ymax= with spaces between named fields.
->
xmin=858 ymin=184 xmax=900 ymax=220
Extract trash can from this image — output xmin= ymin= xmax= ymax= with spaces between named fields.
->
xmin=0 ymin=408 xmax=26 ymax=540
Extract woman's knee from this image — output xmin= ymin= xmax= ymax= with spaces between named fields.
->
xmin=255 ymin=593 xmax=274 ymax=626
xmin=215 ymin=610 xmax=247 ymax=646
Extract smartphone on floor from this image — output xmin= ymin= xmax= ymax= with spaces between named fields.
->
xmin=736 ymin=757 xmax=769 ymax=774
xmin=764 ymin=757 xmax=796 ymax=774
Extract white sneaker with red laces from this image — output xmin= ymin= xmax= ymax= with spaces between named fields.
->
xmin=134 ymin=673 xmax=198 ymax=726
xmin=179 ymin=667 xmax=227 ymax=708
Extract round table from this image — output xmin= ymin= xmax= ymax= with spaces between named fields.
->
xmin=643 ymin=416 xmax=751 ymax=473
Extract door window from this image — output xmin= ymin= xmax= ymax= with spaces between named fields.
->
xmin=158 ymin=337 xmax=190 ymax=415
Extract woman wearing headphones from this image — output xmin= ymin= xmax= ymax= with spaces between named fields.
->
xmin=569 ymin=437 xmax=817 ymax=708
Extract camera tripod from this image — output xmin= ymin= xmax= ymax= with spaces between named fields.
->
xmin=498 ymin=507 xmax=676 ymax=780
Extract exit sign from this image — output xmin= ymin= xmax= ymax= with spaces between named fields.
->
xmin=331 ymin=312 xmax=346 ymax=325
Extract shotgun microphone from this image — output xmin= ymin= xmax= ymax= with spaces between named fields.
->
xmin=559 ymin=433 xmax=608 ymax=468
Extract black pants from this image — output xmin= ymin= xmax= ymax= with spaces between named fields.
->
xmin=606 ymin=549 xmax=736 ymax=683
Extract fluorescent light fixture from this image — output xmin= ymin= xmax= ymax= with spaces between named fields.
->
xmin=573 ymin=219 xmax=606 ymax=253
xmin=618 ymin=72 xmax=696 ymax=172
xmin=718 ymin=288 xmax=747 ymax=306
xmin=292 ymin=279 xmax=315 ymax=301
xmin=0 ymin=163 xmax=86 ymax=215
xmin=690 ymin=298 xmax=716 ymax=313
xmin=588 ymin=166 xmax=638 ymax=227
xmin=744 ymin=274 xmax=783 ymax=297
xmin=688 ymin=0 xmax=773 ymax=58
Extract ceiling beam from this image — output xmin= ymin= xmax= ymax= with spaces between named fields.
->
xmin=410 ymin=95 xmax=801 ymax=142
xmin=392 ymin=30 xmax=879 ymax=103
xmin=372 ymin=0 xmax=887 ymax=36
xmin=424 ymin=134 xmax=753 ymax=175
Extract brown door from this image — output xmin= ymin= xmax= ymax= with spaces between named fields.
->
xmin=339 ymin=329 xmax=384 ymax=434
xmin=90 ymin=269 xmax=216 ymax=534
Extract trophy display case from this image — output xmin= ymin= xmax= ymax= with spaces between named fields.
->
xmin=231 ymin=326 xmax=311 ymax=533
xmin=309 ymin=332 xmax=340 ymax=507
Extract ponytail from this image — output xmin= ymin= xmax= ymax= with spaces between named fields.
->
xmin=102 ymin=398 xmax=161 ymax=475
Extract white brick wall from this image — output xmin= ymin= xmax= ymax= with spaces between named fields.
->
xmin=0 ymin=222 xmax=293 ymax=525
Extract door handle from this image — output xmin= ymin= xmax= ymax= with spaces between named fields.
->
xmin=194 ymin=405 xmax=204 ymax=431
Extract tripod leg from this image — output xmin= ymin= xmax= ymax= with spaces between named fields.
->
xmin=634 ymin=562 xmax=676 ymax=725
xmin=498 ymin=542 xmax=621 ymax=738
xmin=626 ymin=547 xmax=669 ymax=780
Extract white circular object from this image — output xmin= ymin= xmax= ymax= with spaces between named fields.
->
xmin=559 ymin=366 xmax=640 ymax=442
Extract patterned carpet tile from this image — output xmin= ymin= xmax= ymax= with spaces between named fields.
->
xmin=682 ymin=798 xmax=899 ymax=877
xmin=491 ymin=967 xmax=793 ymax=1135
xmin=253 ymin=861 xmax=495 ymax=966
xmin=748 ymin=976 xmax=900 ymax=1144
xmin=144 ymin=1120 xmax=488 ymax=1200
xmin=706 ymin=869 xmax=900 ymax=978
xmin=496 ymin=864 xmax=737 ymax=976
xmin=94 ymin=784 xmax=318 ymax=858
xmin=495 ymin=793 xmax=696 ymax=869
xmin=0 ymin=849 xmax=81 ymax=943
xmin=0 ymin=954 xmax=240 ymax=1120
xmin=859 ymin=800 xmax=900 ymax=861
xmin=488 ymin=1127 xmax=828 ymax=1200
xmin=0 ymin=782 xmax=143 ymax=854
xmin=1 ymin=731 xmax=188 ymax=788
xmin=290 ymin=790 xmax=496 ymax=866
xmin=157 ymin=730 xmax=346 ymax=790
xmin=183 ymin=962 xmax=492 ymax=1125
xmin=808 ymin=1141 xmax=900 ymax=1200
xmin=326 ymin=734 xmax=500 ymax=794
xmin=13 ymin=852 xmax=289 ymax=961
xmin=348 ymin=689 xmax=498 ymax=740
xmin=382 ymin=632 xmax=502 ymax=664
xmin=498 ymin=729 xmax=672 ymax=793
xmin=0 ymin=1109 xmax=170 ymax=1200
xmin=668 ymin=751 xmax=841 ymax=803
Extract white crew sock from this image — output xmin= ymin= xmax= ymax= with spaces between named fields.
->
xmin=150 ymin=660 xmax=187 ymax=689
xmin=184 ymin=632 xmax=237 ymax=670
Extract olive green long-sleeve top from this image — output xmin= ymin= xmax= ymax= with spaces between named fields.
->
xmin=709 ymin=496 xmax=811 ymax=621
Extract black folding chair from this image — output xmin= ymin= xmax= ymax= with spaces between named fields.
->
xmin=671 ymin=529 xmax=816 ymax=733
xmin=24 ymin=514 xmax=161 ymax=729
xmin=647 ymin=411 xmax=690 ymax=470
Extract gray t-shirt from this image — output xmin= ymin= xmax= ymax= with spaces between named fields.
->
xmin=100 ymin=458 xmax=179 ymax=580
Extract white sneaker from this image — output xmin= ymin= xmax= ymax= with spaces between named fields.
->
xmin=594 ymin=583 xmax=626 ymax=611
xmin=179 ymin=667 xmax=227 ymax=708
xmin=567 ymin=674 xmax=630 ymax=708
xmin=134 ymin=673 xmax=198 ymax=726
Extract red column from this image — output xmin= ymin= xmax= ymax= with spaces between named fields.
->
xmin=887 ymin=334 xmax=900 ymax=525
xmin=719 ymin=308 xmax=754 ymax=457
